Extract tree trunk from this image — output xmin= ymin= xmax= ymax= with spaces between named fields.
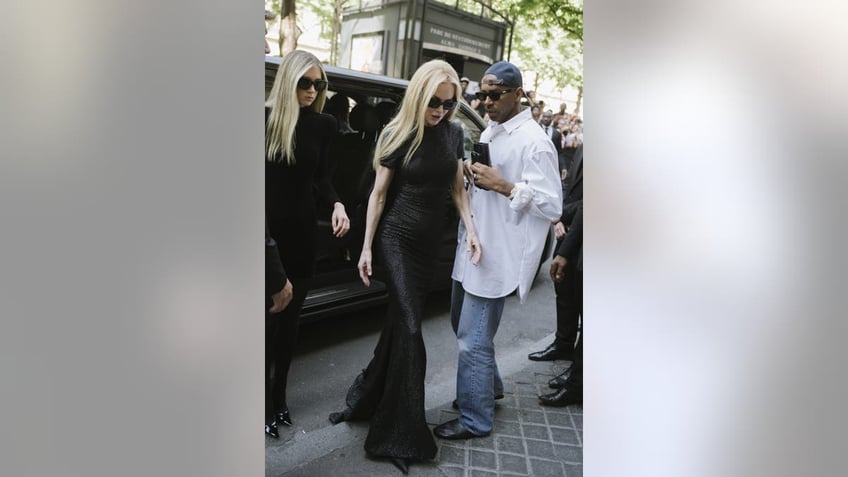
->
xmin=574 ymin=85 xmax=583 ymax=116
xmin=330 ymin=0 xmax=345 ymax=65
xmin=278 ymin=0 xmax=300 ymax=56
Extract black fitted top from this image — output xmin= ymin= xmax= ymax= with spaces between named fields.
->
xmin=265 ymin=107 xmax=339 ymax=278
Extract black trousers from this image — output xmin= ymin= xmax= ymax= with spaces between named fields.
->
xmin=265 ymin=276 xmax=311 ymax=423
xmin=566 ymin=269 xmax=583 ymax=388
xmin=554 ymin=256 xmax=581 ymax=357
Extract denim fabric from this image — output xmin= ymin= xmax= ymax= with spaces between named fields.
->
xmin=450 ymin=280 xmax=506 ymax=435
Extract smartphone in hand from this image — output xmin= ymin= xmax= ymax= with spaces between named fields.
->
xmin=470 ymin=142 xmax=491 ymax=190
xmin=471 ymin=142 xmax=490 ymax=166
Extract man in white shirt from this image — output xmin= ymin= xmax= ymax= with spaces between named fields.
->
xmin=433 ymin=61 xmax=563 ymax=440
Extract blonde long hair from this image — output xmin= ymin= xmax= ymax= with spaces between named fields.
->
xmin=266 ymin=50 xmax=328 ymax=164
xmin=372 ymin=60 xmax=461 ymax=169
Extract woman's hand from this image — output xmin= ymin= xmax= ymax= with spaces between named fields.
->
xmin=331 ymin=202 xmax=350 ymax=238
xmin=358 ymin=249 xmax=373 ymax=286
xmin=466 ymin=233 xmax=482 ymax=265
xmin=269 ymin=279 xmax=293 ymax=313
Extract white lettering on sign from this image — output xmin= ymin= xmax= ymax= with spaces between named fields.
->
xmin=426 ymin=25 xmax=492 ymax=56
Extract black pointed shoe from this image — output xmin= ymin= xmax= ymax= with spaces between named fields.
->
xmin=528 ymin=341 xmax=573 ymax=361
xmin=539 ymin=387 xmax=583 ymax=407
xmin=276 ymin=409 xmax=292 ymax=426
xmin=433 ymin=418 xmax=486 ymax=440
xmin=265 ymin=420 xmax=279 ymax=438
xmin=547 ymin=364 xmax=574 ymax=388
xmin=390 ymin=457 xmax=409 ymax=474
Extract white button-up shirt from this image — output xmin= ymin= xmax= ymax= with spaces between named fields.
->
xmin=452 ymin=108 xmax=563 ymax=302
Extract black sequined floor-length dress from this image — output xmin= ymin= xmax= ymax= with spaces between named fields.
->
xmin=329 ymin=119 xmax=464 ymax=461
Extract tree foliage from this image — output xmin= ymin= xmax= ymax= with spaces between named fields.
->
xmin=496 ymin=0 xmax=583 ymax=99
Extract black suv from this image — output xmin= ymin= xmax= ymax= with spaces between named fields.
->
xmin=265 ymin=56 xmax=551 ymax=322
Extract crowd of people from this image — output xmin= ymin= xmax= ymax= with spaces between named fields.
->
xmin=265 ymin=50 xmax=583 ymax=475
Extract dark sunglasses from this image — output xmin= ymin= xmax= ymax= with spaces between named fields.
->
xmin=297 ymin=77 xmax=328 ymax=91
xmin=427 ymin=97 xmax=457 ymax=110
xmin=475 ymin=89 xmax=514 ymax=101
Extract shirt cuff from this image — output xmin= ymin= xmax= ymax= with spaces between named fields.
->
xmin=508 ymin=182 xmax=534 ymax=210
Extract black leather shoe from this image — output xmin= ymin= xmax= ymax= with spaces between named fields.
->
xmin=548 ymin=365 xmax=574 ymax=388
xmin=528 ymin=341 xmax=573 ymax=361
xmin=390 ymin=457 xmax=409 ymax=475
xmin=265 ymin=421 xmax=279 ymax=438
xmin=452 ymin=393 xmax=504 ymax=410
xmin=433 ymin=418 xmax=486 ymax=440
xmin=539 ymin=387 xmax=582 ymax=407
xmin=276 ymin=409 xmax=292 ymax=426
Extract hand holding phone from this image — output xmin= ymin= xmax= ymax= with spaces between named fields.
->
xmin=471 ymin=142 xmax=490 ymax=166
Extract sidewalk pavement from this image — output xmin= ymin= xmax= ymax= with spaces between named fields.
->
xmin=270 ymin=354 xmax=582 ymax=477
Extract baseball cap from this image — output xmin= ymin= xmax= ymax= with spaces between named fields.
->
xmin=483 ymin=61 xmax=522 ymax=88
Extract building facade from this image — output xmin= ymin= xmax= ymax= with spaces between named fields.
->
xmin=339 ymin=0 xmax=510 ymax=81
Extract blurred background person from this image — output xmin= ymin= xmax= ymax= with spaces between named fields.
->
xmin=540 ymin=201 xmax=583 ymax=407
xmin=528 ymin=145 xmax=582 ymax=371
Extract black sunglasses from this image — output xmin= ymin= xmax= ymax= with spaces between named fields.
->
xmin=297 ymin=77 xmax=328 ymax=91
xmin=427 ymin=97 xmax=457 ymax=110
xmin=475 ymin=89 xmax=514 ymax=101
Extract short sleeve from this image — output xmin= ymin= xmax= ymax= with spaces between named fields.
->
xmin=379 ymin=134 xmax=413 ymax=169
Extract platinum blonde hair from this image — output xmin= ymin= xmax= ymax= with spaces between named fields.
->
xmin=266 ymin=50 xmax=328 ymax=164
xmin=372 ymin=59 xmax=461 ymax=169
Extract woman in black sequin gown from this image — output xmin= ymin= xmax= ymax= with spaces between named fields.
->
xmin=265 ymin=51 xmax=350 ymax=438
xmin=328 ymin=60 xmax=481 ymax=473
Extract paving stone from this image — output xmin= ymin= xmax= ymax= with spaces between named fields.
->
xmin=545 ymin=412 xmax=574 ymax=428
xmin=519 ymin=410 xmax=546 ymax=425
xmin=470 ymin=450 xmax=496 ymax=470
xmin=551 ymin=427 xmax=581 ymax=446
xmin=530 ymin=458 xmax=566 ymax=477
xmin=517 ymin=396 xmax=541 ymax=409
xmin=439 ymin=445 xmax=467 ymax=465
xmin=498 ymin=453 xmax=528 ymax=475
xmin=564 ymin=463 xmax=583 ymax=477
xmin=497 ymin=394 xmax=518 ymax=408
xmin=514 ymin=383 xmax=538 ymax=396
xmin=439 ymin=465 xmax=466 ymax=477
xmin=468 ymin=434 xmax=496 ymax=450
xmin=510 ymin=371 xmax=536 ymax=383
xmin=525 ymin=439 xmax=556 ymax=459
xmin=554 ymin=444 xmax=582 ymax=463
xmin=469 ymin=470 xmax=498 ymax=477
xmin=496 ymin=436 xmax=526 ymax=455
xmin=494 ymin=420 xmax=522 ymax=437
xmin=567 ymin=404 xmax=583 ymax=415
xmin=522 ymin=423 xmax=550 ymax=440
xmin=570 ymin=414 xmax=583 ymax=429
xmin=494 ymin=406 xmax=519 ymax=422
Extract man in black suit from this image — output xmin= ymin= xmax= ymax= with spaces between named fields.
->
xmin=539 ymin=201 xmax=583 ymax=406
xmin=528 ymin=145 xmax=582 ymax=371
xmin=539 ymin=110 xmax=563 ymax=168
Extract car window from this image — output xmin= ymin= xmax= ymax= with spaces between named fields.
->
xmin=453 ymin=108 xmax=482 ymax=160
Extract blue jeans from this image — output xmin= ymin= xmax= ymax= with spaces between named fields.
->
xmin=450 ymin=280 xmax=506 ymax=435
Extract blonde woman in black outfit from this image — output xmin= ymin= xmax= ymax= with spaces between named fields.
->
xmin=328 ymin=59 xmax=481 ymax=474
xmin=265 ymin=50 xmax=350 ymax=438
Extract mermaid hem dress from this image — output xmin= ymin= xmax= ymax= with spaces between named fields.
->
xmin=329 ymin=120 xmax=465 ymax=461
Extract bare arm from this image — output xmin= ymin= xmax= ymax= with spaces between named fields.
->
xmin=450 ymin=163 xmax=481 ymax=265
xmin=358 ymin=166 xmax=394 ymax=286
